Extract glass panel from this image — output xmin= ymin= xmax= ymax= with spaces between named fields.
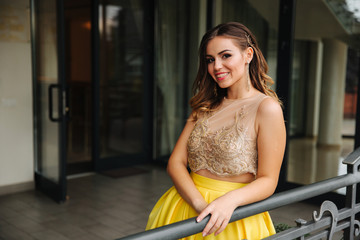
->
xmin=64 ymin=1 xmax=93 ymax=174
xmin=34 ymin=0 xmax=60 ymax=182
xmin=99 ymin=0 xmax=144 ymax=158
xmin=341 ymin=48 xmax=358 ymax=158
xmin=286 ymin=0 xmax=360 ymax=186
xmin=154 ymin=0 xmax=197 ymax=158
xmin=288 ymin=41 xmax=309 ymax=137
xmin=343 ymin=48 xmax=358 ymax=138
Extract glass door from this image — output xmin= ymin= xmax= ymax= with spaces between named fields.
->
xmin=95 ymin=0 xmax=153 ymax=170
xmin=31 ymin=0 xmax=68 ymax=202
xmin=64 ymin=0 xmax=93 ymax=175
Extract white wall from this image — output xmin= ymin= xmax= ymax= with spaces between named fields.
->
xmin=0 ymin=0 xmax=34 ymax=191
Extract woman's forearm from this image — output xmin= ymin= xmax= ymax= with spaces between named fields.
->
xmin=224 ymin=176 xmax=278 ymax=207
xmin=167 ymin=161 xmax=207 ymax=213
xmin=166 ymin=118 xmax=207 ymax=213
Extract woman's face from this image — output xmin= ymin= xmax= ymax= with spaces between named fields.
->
xmin=206 ymin=36 xmax=251 ymax=91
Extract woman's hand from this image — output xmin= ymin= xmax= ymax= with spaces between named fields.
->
xmin=196 ymin=194 xmax=237 ymax=237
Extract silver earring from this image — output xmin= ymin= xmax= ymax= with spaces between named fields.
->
xmin=246 ymin=62 xmax=250 ymax=91
xmin=214 ymin=85 xmax=218 ymax=97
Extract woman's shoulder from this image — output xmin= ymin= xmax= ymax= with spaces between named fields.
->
xmin=256 ymin=96 xmax=284 ymax=121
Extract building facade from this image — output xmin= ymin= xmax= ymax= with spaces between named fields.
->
xmin=0 ymin=0 xmax=359 ymax=202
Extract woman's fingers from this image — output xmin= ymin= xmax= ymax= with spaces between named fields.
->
xmin=196 ymin=207 xmax=211 ymax=223
xmin=197 ymin=197 xmax=233 ymax=236
xmin=201 ymin=213 xmax=230 ymax=237
xmin=214 ymin=218 xmax=230 ymax=236
xmin=204 ymin=216 xmax=222 ymax=236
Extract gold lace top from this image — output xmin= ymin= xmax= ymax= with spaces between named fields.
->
xmin=187 ymin=93 xmax=268 ymax=177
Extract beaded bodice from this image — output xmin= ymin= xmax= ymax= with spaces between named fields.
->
xmin=187 ymin=93 xmax=268 ymax=177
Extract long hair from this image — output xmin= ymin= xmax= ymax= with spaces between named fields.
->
xmin=189 ymin=22 xmax=280 ymax=121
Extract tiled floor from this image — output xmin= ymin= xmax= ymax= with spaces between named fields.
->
xmin=0 ymin=165 xmax=340 ymax=240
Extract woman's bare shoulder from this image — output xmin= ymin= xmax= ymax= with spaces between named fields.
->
xmin=258 ymin=97 xmax=283 ymax=117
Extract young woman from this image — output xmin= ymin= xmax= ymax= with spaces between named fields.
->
xmin=146 ymin=22 xmax=286 ymax=239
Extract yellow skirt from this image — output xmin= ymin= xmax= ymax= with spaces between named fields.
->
xmin=146 ymin=172 xmax=275 ymax=240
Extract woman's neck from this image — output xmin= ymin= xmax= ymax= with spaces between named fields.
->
xmin=226 ymin=87 xmax=258 ymax=100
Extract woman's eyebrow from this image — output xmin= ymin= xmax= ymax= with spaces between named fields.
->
xmin=218 ymin=49 xmax=232 ymax=55
xmin=206 ymin=49 xmax=232 ymax=57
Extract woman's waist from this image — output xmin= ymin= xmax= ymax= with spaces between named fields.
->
xmin=191 ymin=170 xmax=252 ymax=192
xmin=195 ymin=168 xmax=255 ymax=182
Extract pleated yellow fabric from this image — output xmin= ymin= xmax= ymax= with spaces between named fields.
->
xmin=146 ymin=172 xmax=275 ymax=240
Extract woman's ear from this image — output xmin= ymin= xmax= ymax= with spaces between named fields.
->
xmin=246 ymin=47 xmax=254 ymax=63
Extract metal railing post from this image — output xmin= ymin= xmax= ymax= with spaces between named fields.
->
xmin=344 ymin=148 xmax=360 ymax=239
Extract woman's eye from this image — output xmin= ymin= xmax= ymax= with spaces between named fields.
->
xmin=206 ymin=58 xmax=214 ymax=64
xmin=223 ymin=54 xmax=231 ymax=59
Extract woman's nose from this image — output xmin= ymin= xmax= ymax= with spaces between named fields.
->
xmin=214 ymin=60 xmax=222 ymax=70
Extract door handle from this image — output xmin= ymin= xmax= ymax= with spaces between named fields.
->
xmin=48 ymin=84 xmax=61 ymax=122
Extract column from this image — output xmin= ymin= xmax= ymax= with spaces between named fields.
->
xmin=305 ymin=40 xmax=323 ymax=138
xmin=318 ymin=39 xmax=348 ymax=148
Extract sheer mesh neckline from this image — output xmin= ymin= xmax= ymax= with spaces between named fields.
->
xmin=223 ymin=92 xmax=263 ymax=101
xmin=187 ymin=93 xmax=268 ymax=177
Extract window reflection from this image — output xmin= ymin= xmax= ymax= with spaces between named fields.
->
xmin=99 ymin=0 xmax=144 ymax=158
xmin=154 ymin=0 xmax=199 ymax=159
xmin=287 ymin=0 xmax=360 ymax=186
xmin=35 ymin=0 xmax=60 ymax=182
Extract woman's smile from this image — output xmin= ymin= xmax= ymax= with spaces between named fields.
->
xmin=206 ymin=36 xmax=248 ymax=91
xmin=215 ymin=72 xmax=229 ymax=81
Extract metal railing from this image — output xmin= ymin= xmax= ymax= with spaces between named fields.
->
xmin=117 ymin=147 xmax=360 ymax=240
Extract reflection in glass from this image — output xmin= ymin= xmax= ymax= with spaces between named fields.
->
xmin=154 ymin=0 xmax=195 ymax=158
xmin=99 ymin=0 xmax=144 ymax=158
xmin=34 ymin=0 xmax=60 ymax=182
xmin=289 ymin=41 xmax=309 ymax=136
xmin=324 ymin=0 xmax=360 ymax=34
xmin=64 ymin=1 xmax=93 ymax=173
xmin=287 ymin=0 xmax=360 ymax=186
xmin=287 ymin=138 xmax=352 ymax=196
xmin=343 ymin=48 xmax=359 ymax=137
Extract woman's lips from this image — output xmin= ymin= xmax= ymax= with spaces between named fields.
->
xmin=215 ymin=72 xmax=229 ymax=81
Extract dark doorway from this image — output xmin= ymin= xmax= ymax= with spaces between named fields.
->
xmin=64 ymin=0 xmax=93 ymax=175
xmin=94 ymin=0 xmax=153 ymax=171
xmin=32 ymin=0 xmax=154 ymax=203
xmin=64 ymin=0 xmax=153 ymax=174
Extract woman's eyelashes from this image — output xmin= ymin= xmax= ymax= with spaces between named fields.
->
xmin=206 ymin=57 xmax=214 ymax=64
xmin=206 ymin=54 xmax=232 ymax=64
xmin=222 ymin=53 xmax=231 ymax=59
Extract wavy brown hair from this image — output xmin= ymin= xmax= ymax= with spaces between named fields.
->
xmin=190 ymin=22 xmax=280 ymax=121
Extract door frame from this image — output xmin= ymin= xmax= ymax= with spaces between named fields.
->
xmin=31 ymin=0 xmax=156 ymax=202
xmin=31 ymin=0 xmax=68 ymax=203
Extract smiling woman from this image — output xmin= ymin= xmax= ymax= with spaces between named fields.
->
xmin=205 ymin=36 xmax=252 ymax=94
xmin=145 ymin=22 xmax=286 ymax=240
xmin=190 ymin=22 xmax=280 ymax=122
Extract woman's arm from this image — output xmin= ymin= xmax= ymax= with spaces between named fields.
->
xmin=197 ymin=98 xmax=286 ymax=237
xmin=167 ymin=117 xmax=208 ymax=213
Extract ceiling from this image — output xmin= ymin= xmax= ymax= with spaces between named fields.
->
xmin=249 ymin=0 xmax=360 ymax=48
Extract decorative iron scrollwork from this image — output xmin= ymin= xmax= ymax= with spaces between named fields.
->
xmin=313 ymin=200 xmax=338 ymax=240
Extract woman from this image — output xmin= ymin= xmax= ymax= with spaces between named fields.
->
xmin=146 ymin=22 xmax=286 ymax=239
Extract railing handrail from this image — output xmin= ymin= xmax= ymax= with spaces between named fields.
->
xmin=117 ymin=147 xmax=360 ymax=240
